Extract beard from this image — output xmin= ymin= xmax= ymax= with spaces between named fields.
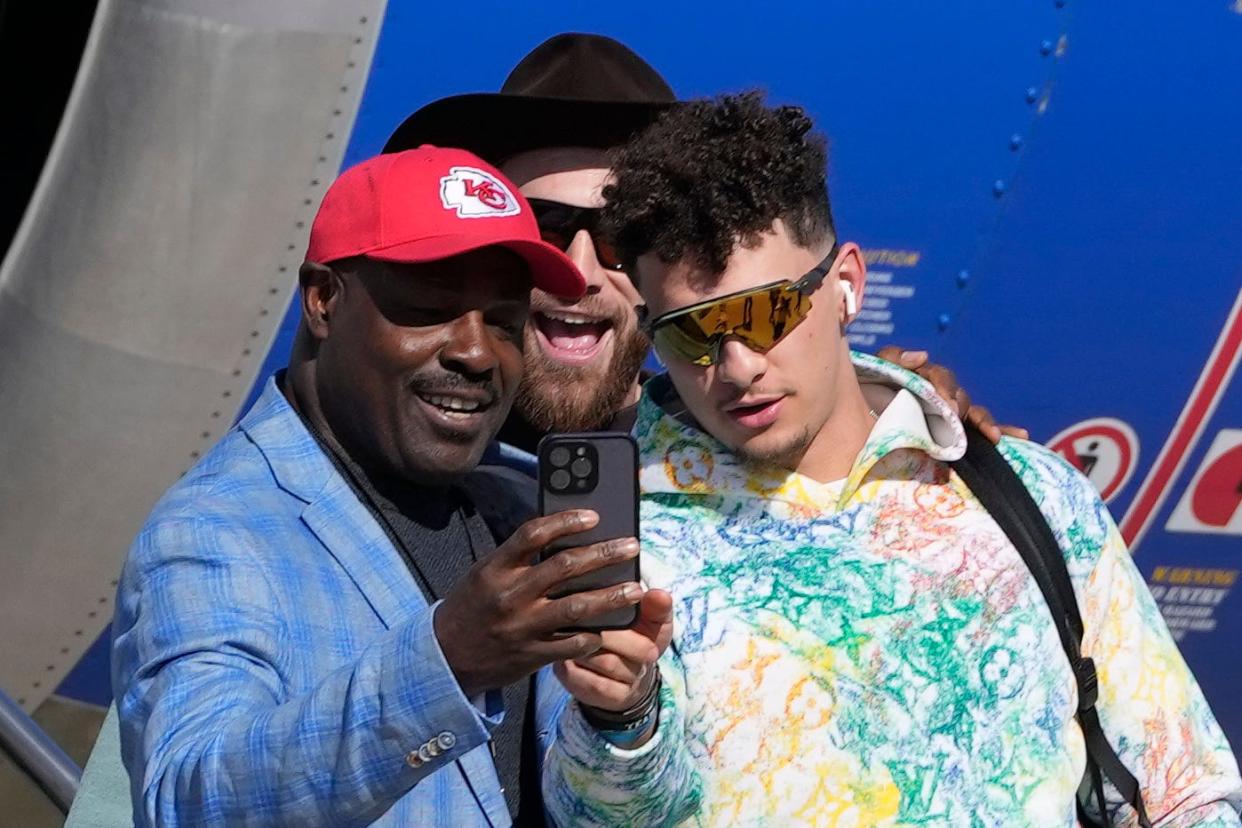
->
xmin=514 ymin=318 xmax=650 ymax=433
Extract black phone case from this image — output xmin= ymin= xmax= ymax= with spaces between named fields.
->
xmin=537 ymin=432 xmax=640 ymax=632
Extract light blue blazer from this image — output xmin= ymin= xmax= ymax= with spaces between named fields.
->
xmin=112 ymin=377 xmax=568 ymax=826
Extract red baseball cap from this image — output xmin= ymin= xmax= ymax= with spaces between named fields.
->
xmin=305 ymin=146 xmax=585 ymax=298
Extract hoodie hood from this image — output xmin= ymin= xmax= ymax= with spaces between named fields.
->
xmin=635 ymin=351 xmax=967 ymax=512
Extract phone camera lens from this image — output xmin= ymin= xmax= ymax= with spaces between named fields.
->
xmin=549 ymin=447 xmax=571 ymax=468
xmin=550 ymin=469 xmax=571 ymax=490
xmin=570 ymin=457 xmax=592 ymax=477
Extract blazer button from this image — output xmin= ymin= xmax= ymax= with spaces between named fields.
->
xmin=437 ymin=731 xmax=456 ymax=751
xmin=426 ymin=740 xmax=442 ymax=757
xmin=418 ymin=743 xmax=434 ymax=762
xmin=405 ymin=751 xmax=423 ymax=769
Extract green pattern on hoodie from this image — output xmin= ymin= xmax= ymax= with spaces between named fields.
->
xmin=544 ymin=353 xmax=1241 ymax=827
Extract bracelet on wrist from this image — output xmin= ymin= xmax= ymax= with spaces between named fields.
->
xmin=580 ymin=668 xmax=662 ymax=732
xmin=595 ymin=706 xmax=659 ymax=748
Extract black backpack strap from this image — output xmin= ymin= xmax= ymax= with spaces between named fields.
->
xmin=951 ymin=427 xmax=1151 ymax=828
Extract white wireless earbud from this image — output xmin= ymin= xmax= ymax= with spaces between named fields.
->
xmin=840 ymin=282 xmax=858 ymax=316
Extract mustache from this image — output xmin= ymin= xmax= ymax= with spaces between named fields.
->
xmin=408 ymin=372 xmax=499 ymax=405
xmin=530 ymin=293 xmax=634 ymax=327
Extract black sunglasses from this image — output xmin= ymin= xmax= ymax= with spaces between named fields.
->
xmin=526 ymin=198 xmax=626 ymax=272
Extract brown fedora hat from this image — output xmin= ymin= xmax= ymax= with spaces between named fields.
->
xmin=383 ymin=33 xmax=676 ymax=162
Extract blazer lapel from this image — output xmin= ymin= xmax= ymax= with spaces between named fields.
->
xmin=300 ymin=473 xmax=424 ymax=629
xmin=240 ymin=376 xmax=425 ymax=629
xmin=241 ymin=376 xmax=504 ymax=820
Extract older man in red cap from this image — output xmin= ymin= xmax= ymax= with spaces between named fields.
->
xmin=111 ymin=147 xmax=643 ymax=826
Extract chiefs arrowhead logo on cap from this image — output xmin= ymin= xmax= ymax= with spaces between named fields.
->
xmin=439 ymin=166 xmax=521 ymax=218
xmin=306 ymin=147 xmax=585 ymax=298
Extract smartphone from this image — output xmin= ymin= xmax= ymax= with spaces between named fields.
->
xmin=537 ymin=432 xmax=640 ymax=631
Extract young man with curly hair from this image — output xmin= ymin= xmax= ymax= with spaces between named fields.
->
xmin=539 ymin=92 xmax=1242 ymax=826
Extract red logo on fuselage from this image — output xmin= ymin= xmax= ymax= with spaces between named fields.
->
xmin=1167 ymin=429 xmax=1242 ymax=535
xmin=1047 ymin=417 xmax=1140 ymax=503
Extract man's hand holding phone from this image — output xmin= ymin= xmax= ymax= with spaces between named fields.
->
xmin=555 ymin=588 xmax=675 ymax=748
xmin=434 ymin=509 xmax=644 ymax=699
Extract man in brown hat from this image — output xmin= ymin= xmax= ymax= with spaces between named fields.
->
xmin=385 ymin=33 xmax=1019 ymax=456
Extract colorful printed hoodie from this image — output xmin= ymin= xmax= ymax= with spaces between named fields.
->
xmin=543 ymin=352 xmax=1241 ymax=827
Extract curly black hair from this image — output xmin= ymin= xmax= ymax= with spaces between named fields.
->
xmin=601 ymin=90 xmax=836 ymax=277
